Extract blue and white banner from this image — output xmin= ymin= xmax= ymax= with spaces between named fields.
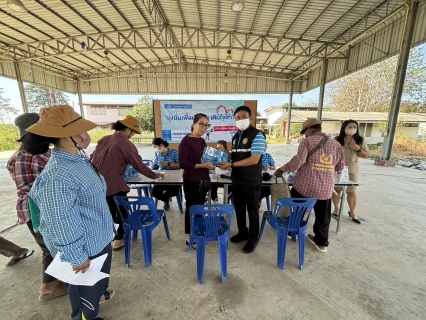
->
xmin=160 ymin=100 xmax=244 ymax=143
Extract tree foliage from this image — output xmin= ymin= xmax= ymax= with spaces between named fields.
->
xmin=24 ymin=84 xmax=69 ymax=113
xmin=326 ymin=47 xmax=426 ymax=113
xmin=125 ymin=95 xmax=154 ymax=132
xmin=0 ymin=87 xmax=18 ymax=124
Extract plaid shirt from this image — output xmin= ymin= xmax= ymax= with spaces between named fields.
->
xmin=7 ymin=148 xmax=51 ymax=223
xmin=29 ymin=149 xmax=114 ymax=267
xmin=280 ymin=132 xmax=345 ymax=200
xmin=152 ymin=148 xmax=179 ymax=170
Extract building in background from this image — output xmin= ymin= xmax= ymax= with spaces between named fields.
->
xmin=84 ymin=102 xmax=135 ymax=128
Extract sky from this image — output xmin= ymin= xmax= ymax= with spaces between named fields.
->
xmin=0 ymin=76 xmax=320 ymax=118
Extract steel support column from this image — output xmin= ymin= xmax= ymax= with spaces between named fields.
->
xmin=13 ymin=61 xmax=28 ymax=113
xmin=286 ymin=81 xmax=294 ymax=143
xmin=317 ymin=59 xmax=328 ymax=120
xmin=381 ymin=1 xmax=420 ymax=160
xmin=77 ymin=81 xmax=85 ymax=117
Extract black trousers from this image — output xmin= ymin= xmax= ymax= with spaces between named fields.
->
xmin=69 ymin=244 xmax=112 ymax=320
xmin=183 ymin=179 xmax=207 ymax=234
xmin=259 ymin=186 xmax=271 ymax=201
xmin=290 ymin=187 xmax=331 ymax=247
xmin=106 ymin=191 xmax=128 ymax=240
xmin=152 ymin=184 xmax=181 ymax=203
xmin=232 ymin=182 xmax=261 ymax=240
xmin=211 ymin=184 xmax=232 ymax=203
xmin=26 ymin=220 xmax=56 ymax=284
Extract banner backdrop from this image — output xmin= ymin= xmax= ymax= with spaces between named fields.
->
xmin=160 ymin=100 xmax=244 ymax=143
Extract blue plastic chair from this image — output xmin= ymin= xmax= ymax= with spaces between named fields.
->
xmin=258 ymin=198 xmax=317 ymax=270
xmin=266 ymin=195 xmax=271 ymax=211
xmin=154 ymin=186 xmax=184 ymax=214
xmin=113 ymin=196 xmax=171 ymax=268
xmin=188 ymin=204 xmax=234 ymax=284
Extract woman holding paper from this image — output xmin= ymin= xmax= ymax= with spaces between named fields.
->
xmin=28 ymin=105 xmax=116 ymax=320
xmin=332 ymin=120 xmax=369 ymax=224
xmin=179 ymin=113 xmax=215 ymax=247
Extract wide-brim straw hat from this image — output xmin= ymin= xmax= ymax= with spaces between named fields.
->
xmin=14 ymin=113 xmax=40 ymax=139
xmin=300 ymin=118 xmax=322 ymax=134
xmin=117 ymin=115 xmax=142 ymax=134
xmin=26 ymin=105 xmax=97 ymax=138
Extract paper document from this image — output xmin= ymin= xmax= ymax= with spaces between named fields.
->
xmin=46 ymin=252 xmax=109 ymax=286
xmin=215 ymin=167 xmax=230 ymax=175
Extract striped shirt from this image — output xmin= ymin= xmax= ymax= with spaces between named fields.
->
xmin=30 ymin=149 xmax=114 ymax=267
xmin=262 ymin=152 xmax=275 ymax=167
xmin=7 ymin=148 xmax=51 ymax=223
xmin=152 ymin=148 xmax=179 ymax=170
xmin=235 ymin=131 xmax=266 ymax=155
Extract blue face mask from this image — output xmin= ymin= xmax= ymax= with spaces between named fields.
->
xmin=155 ymin=148 xmax=160 ymax=157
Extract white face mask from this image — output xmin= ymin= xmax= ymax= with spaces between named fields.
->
xmin=235 ymin=119 xmax=250 ymax=131
xmin=345 ymin=128 xmax=357 ymax=136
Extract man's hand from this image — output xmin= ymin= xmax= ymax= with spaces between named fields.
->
xmin=263 ymin=165 xmax=270 ymax=171
xmin=219 ymin=162 xmax=232 ymax=170
xmin=72 ymin=259 xmax=90 ymax=274
xmin=159 ymin=161 xmax=168 ymax=166
xmin=274 ymin=168 xmax=284 ymax=177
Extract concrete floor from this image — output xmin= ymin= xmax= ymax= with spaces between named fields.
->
xmin=0 ymin=144 xmax=425 ymax=320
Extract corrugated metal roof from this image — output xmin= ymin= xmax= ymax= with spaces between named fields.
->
xmin=0 ymin=0 xmax=425 ymax=94
xmin=274 ymin=111 xmax=426 ymax=124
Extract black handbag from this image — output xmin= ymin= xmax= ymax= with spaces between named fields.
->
xmin=194 ymin=171 xmax=212 ymax=193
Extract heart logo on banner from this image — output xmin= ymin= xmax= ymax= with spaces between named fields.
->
xmin=216 ymin=105 xmax=234 ymax=116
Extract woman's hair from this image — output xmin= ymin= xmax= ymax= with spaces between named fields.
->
xmin=191 ymin=113 xmax=208 ymax=132
xmin=216 ymin=140 xmax=228 ymax=151
xmin=17 ymin=132 xmax=51 ymax=155
xmin=335 ymin=119 xmax=364 ymax=146
xmin=152 ymin=138 xmax=169 ymax=148
xmin=111 ymin=121 xmax=128 ymax=132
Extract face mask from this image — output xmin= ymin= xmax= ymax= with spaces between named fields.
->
xmin=235 ymin=119 xmax=250 ymax=131
xmin=78 ymin=132 xmax=91 ymax=150
xmin=155 ymin=148 xmax=160 ymax=156
xmin=345 ymin=128 xmax=357 ymax=136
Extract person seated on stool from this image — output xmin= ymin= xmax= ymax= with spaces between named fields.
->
xmin=258 ymin=145 xmax=276 ymax=207
xmin=151 ymin=138 xmax=181 ymax=211
xmin=210 ymin=140 xmax=232 ymax=203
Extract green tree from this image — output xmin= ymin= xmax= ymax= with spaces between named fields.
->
xmin=257 ymin=111 xmax=262 ymax=116
xmin=0 ymin=87 xmax=18 ymax=124
xmin=25 ymin=84 xmax=69 ymax=113
xmin=326 ymin=47 xmax=426 ymax=113
xmin=125 ymin=95 xmax=154 ymax=132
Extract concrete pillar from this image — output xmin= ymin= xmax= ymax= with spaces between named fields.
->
xmin=77 ymin=81 xmax=85 ymax=117
xmin=317 ymin=59 xmax=328 ymax=120
xmin=285 ymin=81 xmax=294 ymax=143
xmin=13 ymin=61 xmax=28 ymax=113
xmin=381 ymin=1 xmax=420 ymax=160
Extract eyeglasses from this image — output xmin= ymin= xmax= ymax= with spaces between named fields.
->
xmin=197 ymin=122 xmax=211 ymax=128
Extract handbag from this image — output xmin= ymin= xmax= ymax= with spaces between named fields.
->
xmin=270 ymin=176 xmax=291 ymax=217
xmin=194 ymin=171 xmax=212 ymax=193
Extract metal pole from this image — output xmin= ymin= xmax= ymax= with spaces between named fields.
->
xmin=285 ymin=81 xmax=294 ymax=143
xmin=317 ymin=59 xmax=328 ymax=120
xmin=14 ymin=61 xmax=28 ymax=113
xmin=381 ymin=1 xmax=419 ymax=160
xmin=77 ymin=81 xmax=85 ymax=117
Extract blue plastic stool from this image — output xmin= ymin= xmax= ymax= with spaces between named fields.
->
xmin=188 ymin=204 xmax=234 ymax=284
xmin=259 ymin=198 xmax=317 ymax=270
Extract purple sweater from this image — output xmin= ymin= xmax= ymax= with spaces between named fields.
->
xmin=178 ymin=135 xmax=209 ymax=182
xmin=91 ymin=132 xmax=158 ymax=196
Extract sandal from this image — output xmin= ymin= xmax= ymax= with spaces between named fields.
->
xmin=6 ymin=249 xmax=34 ymax=266
xmin=39 ymin=282 xmax=68 ymax=301
xmin=186 ymin=240 xmax=196 ymax=250
xmin=99 ymin=289 xmax=115 ymax=304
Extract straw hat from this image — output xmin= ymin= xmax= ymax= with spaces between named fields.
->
xmin=117 ymin=115 xmax=141 ymax=134
xmin=300 ymin=118 xmax=322 ymax=134
xmin=26 ymin=105 xmax=97 ymax=138
xmin=14 ymin=113 xmax=40 ymax=139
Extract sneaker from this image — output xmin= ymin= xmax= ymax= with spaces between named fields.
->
xmin=230 ymin=233 xmax=249 ymax=243
xmin=307 ymin=234 xmax=327 ymax=253
xmin=163 ymin=201 xmax=170 ymax=211
xmin=287 ymin=232 xmax=297 ymax=240
xmin=243 ymin=239 xmax=259 ymax=254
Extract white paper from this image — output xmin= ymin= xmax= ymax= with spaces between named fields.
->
xmin=215 ymin=167 xmax=230 ymax=175
xmin=45 ymin=252 xmax=110 ymax=286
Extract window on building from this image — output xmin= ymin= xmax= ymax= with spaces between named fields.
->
xmin=119 ymin=106 xmax=133 ymax=116
xmin=91 ymin=106 xmax=106 ymax=115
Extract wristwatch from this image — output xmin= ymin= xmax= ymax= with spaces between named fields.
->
xmin=356 ymin=149 xmax=362 ymax=153
xmin=231 ymin=163 xmax=235 ymax=169
xmin=167 ymin=162 xmax=171 ymax=166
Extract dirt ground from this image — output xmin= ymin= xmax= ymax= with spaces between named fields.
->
xmin=0 ymin=144 xmax=425 ymax=320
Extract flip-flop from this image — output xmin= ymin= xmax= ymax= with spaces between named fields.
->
xmin=99 ymin=289 xmax=115 ymax=304
xmin=6 ymin=249 xmax=34 ymax=266
xmin=39 ymin=283 xmax=68 ymax=301
xmin=112 ymin=245 xmax=124 ymax=251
